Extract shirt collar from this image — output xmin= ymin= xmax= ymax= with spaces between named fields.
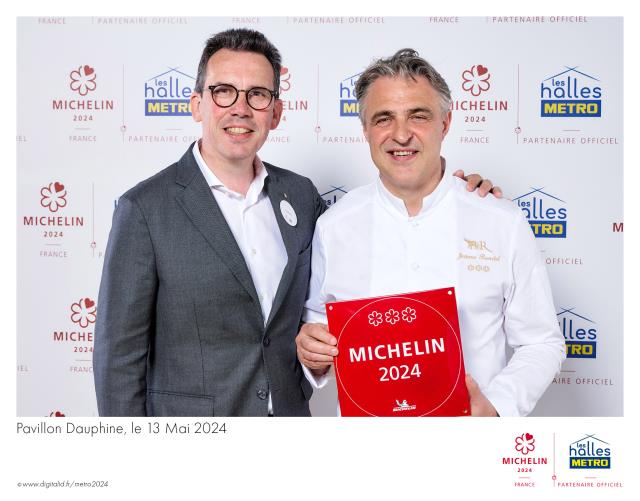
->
xmin=192 ymin=141 xmax=268 ymax=204
xmin=375 ymin=157 xmax=453 ymax=220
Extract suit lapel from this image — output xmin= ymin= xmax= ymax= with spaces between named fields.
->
xmin=174 ymin=146 xmax=262 ymax=317
xmin=264 ymin=168 xmax=301 ymax=330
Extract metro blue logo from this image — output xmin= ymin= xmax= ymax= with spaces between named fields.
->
xmin=321 ymin=185 xmax=348 ymax=208
xmin=569 ymin=435 xmax=610 ymax=469
xmin=339 ymin=73 xmax=361 ymax=117
xmin=557 ymin=307 xmax=597 ymax=359
xmin=540 ymin=66 xmax=602 ymax=117
xmin=145 ymin=67 xmax=195 ymax=116
xmin=513 ymin=187 xmax=567 ymax=238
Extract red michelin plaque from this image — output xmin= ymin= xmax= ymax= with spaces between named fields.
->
xmin=326 ymin=288 xmax=470 ymax=417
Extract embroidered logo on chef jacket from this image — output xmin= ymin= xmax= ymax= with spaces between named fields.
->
xmin=457 ymin=238 xmax=500 ymax=272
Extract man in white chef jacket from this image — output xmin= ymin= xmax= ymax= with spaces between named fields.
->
xmin=296 ymin=49 xmax=566 ymax=417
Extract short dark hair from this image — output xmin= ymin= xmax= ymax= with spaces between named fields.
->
xmin=194 ymin=28 xmax=281 ymax=95
xmin=355 ymin=48 xmax=452 ymax=122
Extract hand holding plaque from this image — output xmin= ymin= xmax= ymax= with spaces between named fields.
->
xmin=325 ymin=288 xmax=470 ymax=417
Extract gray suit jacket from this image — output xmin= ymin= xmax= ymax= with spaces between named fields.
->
xmin=93 ymin=144 xmax=326 ymax=416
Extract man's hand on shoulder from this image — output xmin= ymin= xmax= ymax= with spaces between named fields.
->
xmin=296 ymin=323 xmax=338 ymax=377
xmin=453 ymin=169 xmax=503 ymax=199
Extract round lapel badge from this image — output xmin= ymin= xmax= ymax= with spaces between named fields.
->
xmin=280 ymin=200 xmax=298 ymax=227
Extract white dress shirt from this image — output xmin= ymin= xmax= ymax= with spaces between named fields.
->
xmin=193 ymin=143 xmax=287 ymax=414
xmin=303 ymin=163 xmax=566 ymax=417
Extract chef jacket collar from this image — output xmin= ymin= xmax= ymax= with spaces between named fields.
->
xmin=375 ymin=156 xmax=452 ymax=220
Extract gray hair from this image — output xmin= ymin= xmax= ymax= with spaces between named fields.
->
xmin=194 ymin=28 xmax=281 ymax=95
xmin=355 ymin=48 xmax=452 ymax=122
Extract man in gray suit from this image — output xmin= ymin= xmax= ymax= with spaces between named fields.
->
xmin=93 ymin=28 xmax=496 ymax=417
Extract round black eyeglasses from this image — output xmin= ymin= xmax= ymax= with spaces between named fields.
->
xmin=207 ymin=84 xmax=277 ymax=111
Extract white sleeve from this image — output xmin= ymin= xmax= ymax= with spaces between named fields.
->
xmin=301 ymin=364 xmax=334 ymax=389
xmin=483 ymin=210 xmax=566 ymax=417
xmin=303 ymin=222 xmax=331 ymax=324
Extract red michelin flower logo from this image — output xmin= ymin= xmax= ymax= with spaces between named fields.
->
xmin=462 ymin=65 xmax=491 ymax=96
xmin=70 ymin=298 xmax=97 ymax=328
xmin=515 ymin=433 xmax=536 ymax=455
xmin=40 ymin=182 xmax=67 ymax=213
xmin=385 ymin=308 xmax=400 ymax=325
xmin=368 ymin=311 xmax=383 ymax=327
xmin=401 ymin=307 xmax=417 ymax=323
xmin=70 ymin=65 xmax=97 ymax=96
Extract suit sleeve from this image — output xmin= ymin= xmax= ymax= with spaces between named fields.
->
xmin=309 ymin=177 xmax=328 ymax=221
xmin=93 ymin=195 xmax=158 ymax=416
xmin=483 ymin=210 xmax=566 ymax=417
xmin=303 ymin=177 xmax=330 ymax=323
xmin=300 ymin=219 xmax=335 ymax=389
xmin=300 ymin=181 xmax=333 ymax=389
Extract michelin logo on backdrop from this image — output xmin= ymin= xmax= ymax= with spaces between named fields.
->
xmin=145 ymin=67 xmax=195 ymax=116
xmin=557 ymin=308 xmax=597 ymax=359
xmin=339 ymin=73 xmax=362 ymax=117
xmin=540 ymin=66 xmax=602 ymax=117
xmin=513 ymin=187 xmax=568 ymax=238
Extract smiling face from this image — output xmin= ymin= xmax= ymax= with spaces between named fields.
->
xmin=190 ymin=49 xmax=282 ymax=170
xmin=361 ymin=75 xmax=451 ymax=199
